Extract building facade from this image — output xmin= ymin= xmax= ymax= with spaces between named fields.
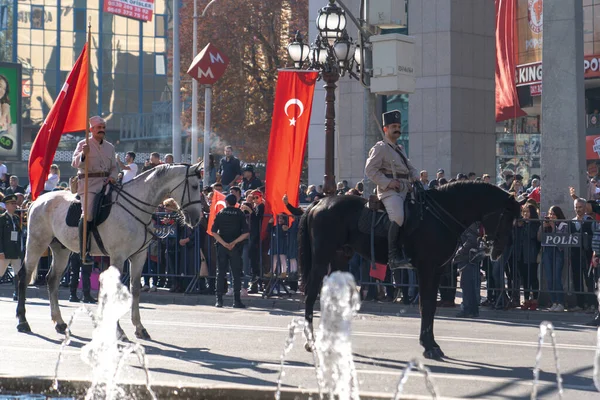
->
xmin=0 ymin=0 xmax=171 ymax=178
xmin=307 ymin=0 xmax=496 ymax=189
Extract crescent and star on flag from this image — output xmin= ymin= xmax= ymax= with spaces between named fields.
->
xmin=284 ymin=98 xmax=305 ymax=126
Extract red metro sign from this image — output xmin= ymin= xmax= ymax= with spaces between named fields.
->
xmin=187 ymin=43 xmax=229 ymax=85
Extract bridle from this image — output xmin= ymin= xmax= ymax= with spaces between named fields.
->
xmin=421 ymin=188 xmax=513 ymax=251
xmin=168 ymin=164 xmax=205 ymax=212
xmin=109 ymin=164 xmax=204 ymax=255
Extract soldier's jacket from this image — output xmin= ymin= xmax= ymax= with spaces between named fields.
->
xmin=364 ymin=137 xmax=418 ymax=199
xmin=71 ymin=137 xmax=118 ymax=181
xmin=0 ymin=211 xmax=23 ymax=259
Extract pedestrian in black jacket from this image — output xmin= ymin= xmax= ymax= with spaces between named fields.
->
xmin=211 ymin=194 xmax=249 ymax=308
xmin=0 ymin=195 xmax=23 ymax=300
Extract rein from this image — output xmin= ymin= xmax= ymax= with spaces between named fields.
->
xmin=106 ymin=165 xmax=202 ymax=256
xmin=420 ymin=188 xmax=508 ymax=247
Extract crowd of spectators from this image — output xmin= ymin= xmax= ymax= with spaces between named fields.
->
xmin=1 ymin=146 xmax=599 ymax=326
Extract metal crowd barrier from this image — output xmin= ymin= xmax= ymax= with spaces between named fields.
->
xmin=4 ymin=214 xmax=598 ymax=309
xmin=356 ymin=218 xmax=600 ymax=307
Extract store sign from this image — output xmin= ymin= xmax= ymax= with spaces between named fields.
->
xmin=187 ymin=43 xmax=229 ymax=85
xmin=103 ymin=0 xmax=154 ymax=22
xmin=584 ymin=55 xmax=600 ymax=78
xmin=517 ymin=55 xmax=600 ymax=88
xmin=529 ymin=83 xmax=542 ymax=96
xmin=587 ymin=135 xmax=600 ymax=160
xmin=541 ymin=233 xmax=581 ymax=247
xmin=516 ymin=62 xmax=542 ymax=86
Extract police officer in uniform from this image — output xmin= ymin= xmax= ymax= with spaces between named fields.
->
xmin=71 ymin=116 xmax=118 ymax=264
xmin=0 ymin=195 xmax=23 ymax=288
xmin=365 ymin=110 xmax=419 ymax=269
xmin=211 ymin=194 xmax=249 ymax=308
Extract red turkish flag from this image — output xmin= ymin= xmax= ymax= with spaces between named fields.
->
xmin=28 ymin=44 xmax=89 ymax=200
xmin=495 ymin=0 xmax=526 ymax=122
xmin=207 ymin=190 xmax=226 ymax=237
xmin=264 ymin=70 xmax=318 ymax=232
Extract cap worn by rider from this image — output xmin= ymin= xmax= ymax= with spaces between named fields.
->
xmin=89 ymin=116 xmax=106 ymax=128
xmin=382 ymin=110 xmax=401 ymax=127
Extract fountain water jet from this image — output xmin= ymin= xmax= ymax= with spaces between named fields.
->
xmin=392 ymin=359 xmax=438 ymax=400
xmin=53 ymin=266 xmax=156 ymax=400
xmin=275 ymin=318 xmax=323 ymax=400
xmin=313 ymin=271 xmax=361 ymax=400
xmin=531 ymin=321 xmax=563 ymax=400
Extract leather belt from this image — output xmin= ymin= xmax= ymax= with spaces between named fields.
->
xmin=384 ymin=173 xmax=409 ymax=179
xmin=78 ymin=172 xmax=110 ymax=179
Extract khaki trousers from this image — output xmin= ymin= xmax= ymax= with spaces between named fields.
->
xmin=381 ymin=192 xmax=407 ymax=226
xmin=77 ymin=177 xmax=105 ymax=222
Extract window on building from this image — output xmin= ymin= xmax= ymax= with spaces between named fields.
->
xmin=0 ymin=5 xmax=8 ymax=31
xmin=155 ymin=53 xmax=166 ymax=76
xmin=74 ymin=8 xmax=86 ymax=32
xmin=155 ymin=15 xmax=166 ymax=38
xmin=31 ymin=5 xmax=44 ymax=30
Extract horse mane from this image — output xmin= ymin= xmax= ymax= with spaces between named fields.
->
xmin=434 ymin=180 xmax=509 ymax=199
xmin=129 ymin=163 xmax=172 ymax=183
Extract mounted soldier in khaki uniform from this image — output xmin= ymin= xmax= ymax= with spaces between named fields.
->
xmin=364 ymin=110 xmax=419 ymax=269
xmin=71 ymin=116 xmax=117 ymax=264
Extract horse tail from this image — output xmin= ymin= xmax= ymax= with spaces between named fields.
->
xmin=299 ymin=203 xmax=314 ymax=285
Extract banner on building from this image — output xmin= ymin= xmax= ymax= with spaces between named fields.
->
xmin=0 ymin=62 xmax=22 ymax=160
xmin=103 ymin=0 xmax=154 ymax=22
xmin=516 ymin=0 xmax=543 ymax=66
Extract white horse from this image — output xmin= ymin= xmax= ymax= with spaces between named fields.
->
xmin=16 ymin=163 xmax=204 ymax=339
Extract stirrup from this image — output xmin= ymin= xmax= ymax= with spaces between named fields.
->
xmin=81 ymin=253 xmax=94 ymax=265
xmin=388 ymin=249 xmax=413 ymax=270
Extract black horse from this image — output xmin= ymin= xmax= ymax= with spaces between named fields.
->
xmin=298 ymin=181 xmax=521 ymax=360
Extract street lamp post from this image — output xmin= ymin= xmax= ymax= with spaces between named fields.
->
xmin=287 ymin=0 xmax=360 ymax=196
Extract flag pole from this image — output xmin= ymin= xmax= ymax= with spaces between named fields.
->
xmin=83 ymin=18 xmax=92 ymax=257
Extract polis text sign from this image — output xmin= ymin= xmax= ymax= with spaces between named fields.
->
xmin=187 ymin=43 xmax=229 ymax=85
xmin=541 ymin=232 xmax=581 ymax=247
xmin=103 ymin=0 xmax=154 ymax=22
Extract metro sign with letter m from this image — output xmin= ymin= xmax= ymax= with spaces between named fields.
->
xmin=187 ymin=43 xmax=229 ymax=85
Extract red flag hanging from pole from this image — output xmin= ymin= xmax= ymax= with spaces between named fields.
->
xmin=28 ymin=44 xmax=89 ymax=200
xmin=495 ymin=0 xmax=526 ymax=122
xmin=264 ymin=70 xmax=318 ymax=231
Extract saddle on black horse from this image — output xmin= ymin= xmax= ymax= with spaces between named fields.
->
xmin=358 ymin=182 xmax=425 ymax=238
xmin=65 ymin=185 xmax=115 ymax=254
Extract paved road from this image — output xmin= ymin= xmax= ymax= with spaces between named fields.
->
xmin=0 ymin=286 xmax=598 ymax=399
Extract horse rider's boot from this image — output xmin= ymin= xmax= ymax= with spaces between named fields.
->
xmin=83 ymin=292 xmax=97 ymax=304
xmin=388 ymin=222 xmax=412 ymax=270
xmin=78 ymin=218 xmax=94 ymax=265
xmin=215 ymin=294 xmax=223 ymax=308
xmin=233 ymin=292 xmax=246 ymax=309
xmin=69 ymin=291 xmax=81 ymax=303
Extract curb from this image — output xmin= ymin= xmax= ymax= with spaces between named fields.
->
xmin=0 ymin=376 xmax=439 ymax=400
xmin=0 ymin=285 xmax=594 ymax=326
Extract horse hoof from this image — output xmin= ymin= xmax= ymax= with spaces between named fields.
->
xmin=55 ymin=323 xmax=68 ymax=334
xmin=304 ymin=342 xmax=313 ymax=353
xmin=135 ymin=329 xmax=151 ymax=340
xmin=17 ymin=322 xmax=31 ymax=333
xmin=423 ymin=347 xmax=444 ymax=360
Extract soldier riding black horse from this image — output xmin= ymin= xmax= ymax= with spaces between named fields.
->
xmin=298 ymin=181 xmax=520 ymax=360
